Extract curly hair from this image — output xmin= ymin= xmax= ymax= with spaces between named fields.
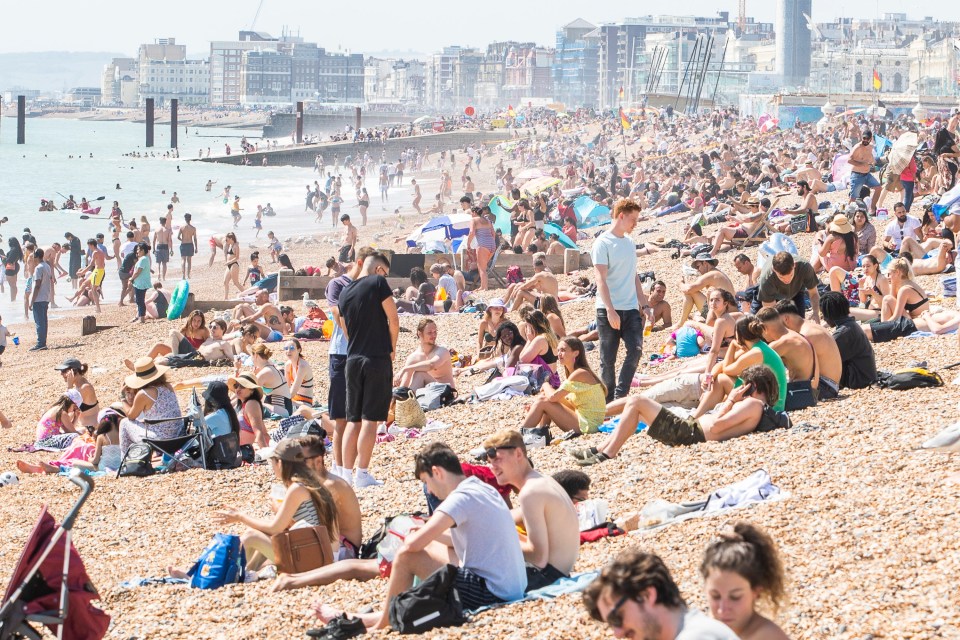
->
xmin=700 ymin=521 xmax=786 ymax=612
xmin=583 ymin=548 xmax=684 ymax=621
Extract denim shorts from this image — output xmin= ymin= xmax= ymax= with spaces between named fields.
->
xmin=849 ymin=171 xmax=880 ymax=199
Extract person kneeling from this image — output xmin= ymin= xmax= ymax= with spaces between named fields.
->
xmin=570 ymin=365 xmax=781 ymax=465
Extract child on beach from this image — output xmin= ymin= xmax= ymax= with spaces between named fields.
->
xmin=267 ymin=232 xmax=282 ymax=263
xmin=244 ymin=253 xmax=265 ymax=287
xmin=0 ymin=316 xmax=13 ymax=365
xmin=254 ymin=205 xmax=263 ymax=237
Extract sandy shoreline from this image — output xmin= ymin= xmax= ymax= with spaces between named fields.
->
xmin=0 ymin=120 xmax=958 ymax=639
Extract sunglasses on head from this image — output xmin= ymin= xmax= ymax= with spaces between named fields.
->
xmin=605 ymin=594 xmax=631 ymax=628
xmin=483 ymin=445 xmax=517 ymax=460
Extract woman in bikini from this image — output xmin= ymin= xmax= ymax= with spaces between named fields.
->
xmin=476 ymin=298 xmax=507 ymax=358
xmin=56 ymin=358 xmax=99 ymax=430
xmin=879 ymin=257 xmax=929 ymax=321
xmin=223 ymin=232 xmax=244 ymax=299
xmin=283 ymin=338 xmax=315 ymax=408
xmin=248 ymin=343 xmax=293 ymax=417
xmin=841 ymin=255 xmax=890 ymax=321
xmin=467 ymin=205 xmax=496 ymax=290
xmin=228 ymin=372 xmax=269 ymax=447
xmin=518 ymin=307 xmax=561 ymax=388
xmin=134 ymin=310 xmax=210 ymax=362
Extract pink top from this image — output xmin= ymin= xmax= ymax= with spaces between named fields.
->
xmin=36 ymin=416 xmax=64 ymax=443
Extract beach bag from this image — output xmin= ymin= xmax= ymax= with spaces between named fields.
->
xmin=284 ymin=417 xmax=327 ymax=440
xmin=393 ymin=388 xmax=426 ymax=428
xmin=388 ymin=564 xmax=467 ymax=634
xmin=755 ymin=406 xmax=792 ymax=433
xmin=164 ymin=353 xmax=208 ymax=368
xmin=783 ymin=380 xmax=817 ymax=412
xmin=188 ymin=533 xmax=246 ymax=589
xmin=117 ymin=442 xmax=155 ymax=477
xmin=580 ymin=522 xmax=627 ymax=545
xmin=877 ymin=367 xmax=944 ymax=390
xmin=415 ymin=383 xmax=457 ymax=412
xmin=207 ymin=432 xmax=241 ymax=470
xmin=789 ymin=214 xmax=808 ymax=234
xmin=506 ymin=265 xmax=524 ymax=284
xmin=473 ymin=375 xmax=529 ymax=401
xmin=272 ymin=525 xmax=334 ymax=574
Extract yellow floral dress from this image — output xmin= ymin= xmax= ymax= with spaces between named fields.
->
xmin=559 ymin=378 xmax=606 ymax=433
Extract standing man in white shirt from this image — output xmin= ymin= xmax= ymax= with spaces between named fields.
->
xmin=591 ymin=199 xmax=649 ymax=402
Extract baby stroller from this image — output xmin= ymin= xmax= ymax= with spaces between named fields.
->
xmin=0 ymin=470 xmax=110 ymax=640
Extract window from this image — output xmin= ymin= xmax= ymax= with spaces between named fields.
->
xmin=894 ymin=72 xmax=903 ymax=92
xmin=854 ymin=72 xmax=863 ymax=92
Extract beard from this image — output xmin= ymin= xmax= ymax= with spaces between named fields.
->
xmin=636 ymin=608 xmax=663 ymax=640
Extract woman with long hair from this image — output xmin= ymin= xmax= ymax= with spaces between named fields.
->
xmin=520 ymin=337 xmax=606 ymax=437
xmin=539 ymin=294 xmax=567 ymax=338
xmin=836 ymin=254 xmax=889 ymax=321
xmin=467 ymin=205 xmax=496 ymax=290
xmin=701 ymin=521 xmax=790 ymax=640
xmin=878 ymin=257 xmax=929 ymax=321
xmin=283 ymin=338 xmax=315 ymax=407
xmin=202 ymin=380 xmax=241 ymax=437
xmin=34 ymin=392 xmax=82 ymax=449
xmin=228 ymin=372 xmax=268 ymax=447
xmin=476 ymin=298 xmax=507 ymax=357
xmin=518 ymin=306 xmax=561 ymax=387
xmin=815 ymin=215 xmax=857 ymax=274
xmin=249 ymin=343 xmax=292 ymax=417
xmin=223 ymin=232 xmax=244 ymax=298
xmin=57 ymin=358 xmax=99 ymax=429
xmin=4 ymin=237 xmax=23 ymax=301
xmin=119 ymin=357 xmax=183 ymax=452
xmin=459 ymin=321 xmax=526 ymax=377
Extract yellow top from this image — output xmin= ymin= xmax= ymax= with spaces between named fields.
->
xmin=560 ymin=378 xmax=606 ymax=433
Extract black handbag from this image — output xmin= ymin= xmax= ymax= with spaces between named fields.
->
xmin=118 ymin=443 xmax=155 ymax=477
xmin=388 ymin=564 xmax=467 ymax=634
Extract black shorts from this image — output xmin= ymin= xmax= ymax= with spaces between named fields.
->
xmin=345 ymin=355 xmax=392 ymax=422
xmin=328 ymin=354 xmax=348 ymax=420
xmin=454 ymin=566 xmax=504 ymax=611
xmin=870 ymin=316 xmax=917 ymax=343
xmin=0 ymin=345 xmax=5 ymax=355
xmin=524 ymin=563 xmax=567 ymax=592
xmin=647 ymin=407 xmax=705 ymax=447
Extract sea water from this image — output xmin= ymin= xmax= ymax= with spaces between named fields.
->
xmin=0 ymin=117 xmax=422 ymax=326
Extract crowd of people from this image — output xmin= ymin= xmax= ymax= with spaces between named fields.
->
xmin=6 ymin=101 xmax=960 ymax=639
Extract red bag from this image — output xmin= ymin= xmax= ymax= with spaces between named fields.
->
xmin=579 ymin=522 xmax=626 ymax=545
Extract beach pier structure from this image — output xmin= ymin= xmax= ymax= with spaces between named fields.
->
xmin=145 ymin=98 xmax=155 ymax=147
xmin=170 ymin=99 xmax=178 ymax=149
xmin=295 ymin=102 xmax=304 ymax=144
xmin=17 ymin=95 xmax=25 ymax=144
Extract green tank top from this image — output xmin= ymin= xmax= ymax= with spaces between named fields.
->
xmin=736 ymin=340 xmax=788 ymax=412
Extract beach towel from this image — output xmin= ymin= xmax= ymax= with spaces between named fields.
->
xmin=467 ymin=570 xmax=601 ymax=615
xmin=472 ymin=375 xmax=529 ymax=402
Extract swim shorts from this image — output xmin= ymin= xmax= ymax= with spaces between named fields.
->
xmin=155 ymin=244 xmax=169 ymax=264
xmin=90 ymin=268 xmax=105 ymax=287
xmin=180 ymin=244 xmax=195 ymax=257
xmin=870 ymin=316 xmax=917 ymax=343
xmin=646 ymin=407 xmax=706 ymax=447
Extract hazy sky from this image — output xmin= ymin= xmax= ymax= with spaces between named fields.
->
xmin=4 ymin=1 xmax=960 ymax=56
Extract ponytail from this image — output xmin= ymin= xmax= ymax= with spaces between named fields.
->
xmin=700 ymin=521 xmax=786 ymax=611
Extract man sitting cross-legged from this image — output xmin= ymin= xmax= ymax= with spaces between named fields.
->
xmin=483 ymin=430 xmax=580 ymax=591
xmin=504 ymin=256 xmax=559 ymax=311
xmin=393 ymin=318 xmax=455 ymax=391
xmin=315 ymin=442 xmax=527 ymax=630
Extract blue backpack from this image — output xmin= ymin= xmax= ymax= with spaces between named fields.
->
xmin=188 ymin=533 xmax=246 ymax=589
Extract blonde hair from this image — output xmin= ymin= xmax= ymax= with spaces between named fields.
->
xmin=889 ymin=257 xmax=914 ymax=280
xmin=250 ymin=343 xmax=273 ymax=360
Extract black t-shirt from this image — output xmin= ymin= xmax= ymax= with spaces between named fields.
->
xmin=833 ymin=317 xmax=877 ymax=389
xmin=120 ymin=251 xmax=138 ymax=275
xmin=338 ymin=274 xmax=393 ymax=358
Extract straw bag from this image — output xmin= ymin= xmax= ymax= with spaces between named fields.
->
xmin=271 ymin=525 xmax=333 ymax=574
xmin=393 ymin=387 xmax=426 ymax=429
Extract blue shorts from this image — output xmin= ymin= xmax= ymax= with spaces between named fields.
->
xmin=266 ymin=330 xmax=283 ymax=342
xmin=849 ymin=171 xmax=880 ymax=199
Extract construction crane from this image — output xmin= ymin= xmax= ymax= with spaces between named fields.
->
xmin=738 ymin=0 xmax=746 ymax=34
xmin=249 ymin=0 xmax=266 ymax=31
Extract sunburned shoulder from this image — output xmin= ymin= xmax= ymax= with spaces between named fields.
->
xmin=740 ymin=613 xmax=791 ymax=640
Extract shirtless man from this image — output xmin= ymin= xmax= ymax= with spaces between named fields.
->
xmin=197 ymin=319 xmax=237 ymax=361
xmin=393 ymin=318 xmax=455 ymax=391
xmin=792 ymin=161 xmax=831 ymax=193
xmin=756 ymin=307 xmax=817 ymax=409
xmin=411 ymin=179 xmax=422 ymax=214
xmin=338 ymin=214 xmax=358 ymax=264
xmin=230 ymin=289 xmax=281 ymax=329
xmin=153 ymin=216 xmax=172 ymax=281
xmin=177 ymin=213 xmax=198 ymax=279
xmin=71 ymin=239 xmax=106 ymax=313
xmin=545 ymin=232 xmax=566 ymax=255
xmin=643 ymin=280 xmax=672 ymax=331
xmin=483 ymin=429 xmax=579 ymax=591
xmin=708 ymin=197 xmax=768 ymax=255
xmin=672 ymin=253 xmax=735 ymax=330
xmin=777 ymin=180 xmax=819 ymax=233
xmin=504 ymin=257 xmax=558 ymax=310
xmin=847 ymin=130 xmax=881 ymax=213
xmin=774 ymin=299 xmax=843 ymax=401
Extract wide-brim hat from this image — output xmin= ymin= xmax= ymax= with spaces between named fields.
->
xmin=227 ymin=372 xmax=261 ymax=391
xmin=691 ymin=252 xmax=719 ymax=266
xmin=487 ymin=298 xmax=507 ymax=309
xmin=829 ymin=215 xmax=854 ymax=235
xmin=124 ymin=357 xmax=170 ymax=389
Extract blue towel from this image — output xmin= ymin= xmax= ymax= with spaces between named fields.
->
xmin=598 ymin=415 xmax=647 ymax=434
xmin=468 ymin=570 xmax=601 ymax=614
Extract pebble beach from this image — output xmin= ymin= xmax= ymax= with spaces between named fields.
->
xmin=0 ymin=119 xmax=959 ymax=640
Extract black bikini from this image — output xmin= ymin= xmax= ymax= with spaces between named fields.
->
xmin=904 ymin=286 xmax=929 ymax=314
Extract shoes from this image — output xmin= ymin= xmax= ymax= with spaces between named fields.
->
xmin=307 ymin=614 xmax=367 ymax=639
xmin=567 ymin=446 xmax=598 ymax=461
xmin=353 ymin=470 xmax=382 ymax=488
xmin=29 ymin=345 xmax=47 ymax=352
xmin=521 ymin=426 xmax=551 ymax=449
xmin=576 ymin=450 xmax=611 ymax=467
xmin=556 ymin=430 xmax=582 ymax=443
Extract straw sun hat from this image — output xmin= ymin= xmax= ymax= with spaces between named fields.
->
xmin=828 ymin=215 xmax=854 ymax=235
xmin=227 ymin=372 xmax=261 ymax=391
xmin=124 ymin=357 xmax=170 ymax=389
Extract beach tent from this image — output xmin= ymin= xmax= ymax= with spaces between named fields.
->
xmin=573 ymin=196 xmax=611 ymax=228
xmin=519 ymin=176 xmax=561 ymax=197
xmin=488 ymin=196 xmax=514 ymax=237
xmin=543 ymin=222 xmax=577 ymax=249
xmin=831 ymin=153 xmax=852 ymax=185
xmin=406 ymin=214 xmax=472 ymax=248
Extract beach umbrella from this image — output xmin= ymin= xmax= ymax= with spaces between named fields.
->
xmin=573 ymin=195 xmax=611 ymax=228
xmin=488 ymin=196 xmax=514 ymax=238
xmin=406 ymin=214 xmax=472 ymax=248
xmin=519 ymin=176 xmax=561 ymax=196
xmin=543 ymin=222 xmax=577 ymax=249
xmin=887 ymin=132 xmax=919 ymax=174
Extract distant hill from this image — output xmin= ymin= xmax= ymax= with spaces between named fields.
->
xmin=0 ymin=52 xmax=125 ymax=93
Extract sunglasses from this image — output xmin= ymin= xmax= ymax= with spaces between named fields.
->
xmin=605 ymin=594 xmax=631 ymax=628
xmin=282 ymin=346 xmax=296 ymax=351
xmin=483 ymin=445 xmax=517 ymax=460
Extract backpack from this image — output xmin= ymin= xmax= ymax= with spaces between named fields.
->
xmin=755 ymin=406 xmax=792 ymax=433
xmin=187 ymin=533 xmax=246 ymax=589
xmin=506 ymin=265 xmax=524 ymax=285
xmin=117 ymin=442 xmax=155 ymax=477
xmin=284 ymin=418 xmax=327 ymax=440
xmin=388 ymin=564 xmax=467 ymax=634
xmin=207 ymin=432 xmax=241 ymax=470
xmin=415 ymin=383 xmax=457 ymax=412
xmin=877 ymin=367 xmax=945 ymax=390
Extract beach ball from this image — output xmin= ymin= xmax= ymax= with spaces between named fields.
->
xmin=0 ymin=472 xmax=19 ymax=487
xmin=757 ymin=233 xmax=799 ymax=271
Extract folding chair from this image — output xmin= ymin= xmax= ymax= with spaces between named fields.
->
xmin=115 ymin=390 xmax=207 ymax=477
xmin=727 ymin=214 xmax=774 ymax=250
xmin=485 ymin=244 xmax=507 ymax=288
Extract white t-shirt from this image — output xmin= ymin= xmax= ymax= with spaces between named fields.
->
xmin=883 ymin=216 xmax=921 ymax=250
xmin=436 ymin=476 xmax=527 ymax=601
xmin=676 ymin=608 xmax=741 ymax=639
xmin=120 ymin=241 xmax=139 ymax=258
xmin=0 ymin=325 xmax=8 ymax=347
xmin=591 ymin=231 xmax=638 ymax=310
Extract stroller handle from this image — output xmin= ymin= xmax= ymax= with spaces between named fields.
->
xmin=62 ymin=468 xmax=94 ymax=531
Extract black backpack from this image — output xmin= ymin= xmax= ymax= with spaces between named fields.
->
xmin=118 ymin=443 xmax=155 ymax=477
xmin=877 ymin=367 xmax=944 ymax=390
xmin=388 ymin=564 xmax=467 ymax=634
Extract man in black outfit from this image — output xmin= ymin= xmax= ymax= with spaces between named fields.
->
xmin=819 ymin=291 xmax=877 ymax=389
xmin=337 ymin=252 xmax=399 ymax=488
